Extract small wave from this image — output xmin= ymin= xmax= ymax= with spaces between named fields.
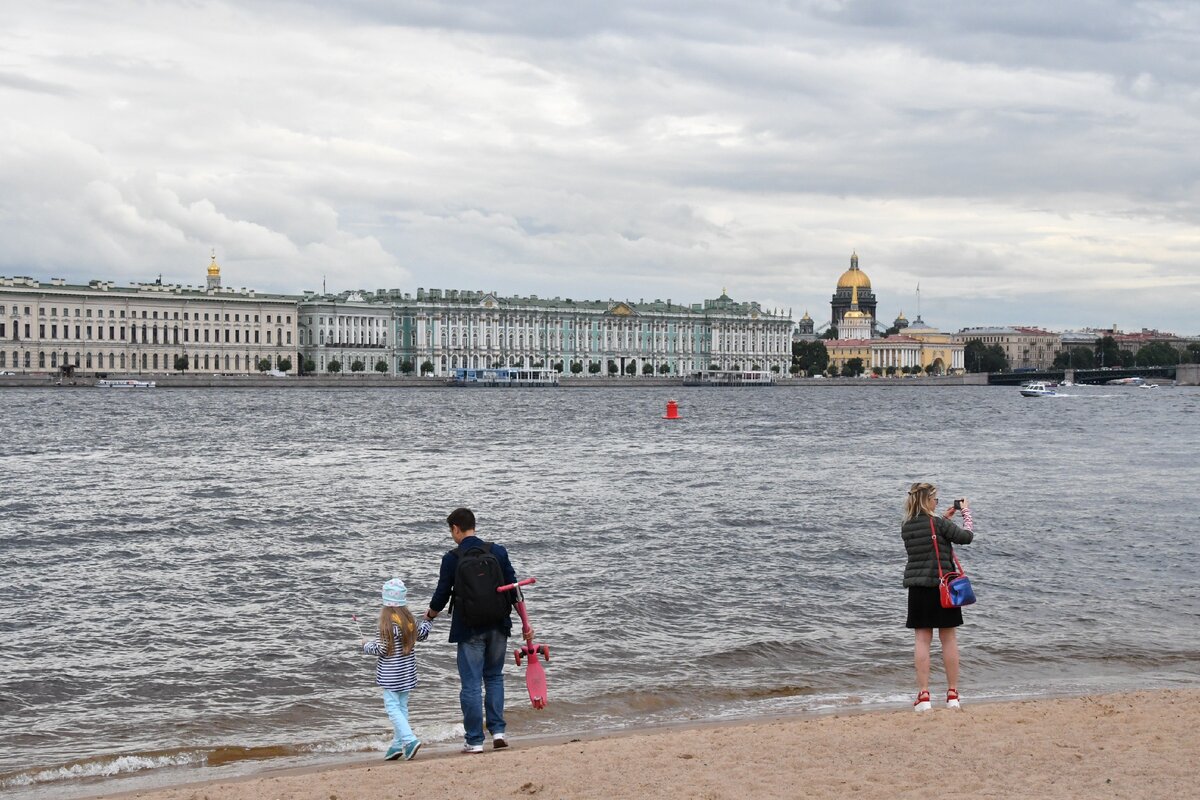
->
xmin=187 ymin=486 xmax=237 ymax=499
xmin=0 ymin=750 xmax=202 ymax=789
xmin=0 ymin=725 xmax=471 ymax=791
xmin=709 ymin=639 xmax=829 ymax=667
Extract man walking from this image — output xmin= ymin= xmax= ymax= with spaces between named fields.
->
xmin=425 ymin=507 xmax=532 ymax=753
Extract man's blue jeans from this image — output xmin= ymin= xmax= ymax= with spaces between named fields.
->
xmin=456 ymin=628 xmax=507 ymax=746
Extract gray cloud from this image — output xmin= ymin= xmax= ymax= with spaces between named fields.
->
xmin=1 ymin=1 xmax=1198 ymax=333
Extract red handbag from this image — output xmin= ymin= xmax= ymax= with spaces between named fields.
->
xmin=931 ymin=517 xmax=977 ymax=608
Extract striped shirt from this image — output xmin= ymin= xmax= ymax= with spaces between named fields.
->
xmin=362 ymin=618 xmax=434 ymax=691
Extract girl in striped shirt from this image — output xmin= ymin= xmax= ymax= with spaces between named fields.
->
xmin=362 ymin=578 xmax=433 ymax=761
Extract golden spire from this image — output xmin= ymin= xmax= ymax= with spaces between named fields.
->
xmin=207 ymin=248 xmax=221 ymax=277
xmin=844 ymin=284 xmax=867 ymax=319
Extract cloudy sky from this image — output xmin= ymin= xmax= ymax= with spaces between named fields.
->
xmin=2 ymin=1 xmax=1198 ymax=333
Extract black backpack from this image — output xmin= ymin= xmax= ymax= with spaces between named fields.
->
xmin=452 ymin=543 xmax=511 ymax=627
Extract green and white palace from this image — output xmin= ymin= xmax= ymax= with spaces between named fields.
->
xmin=297 ymin=288 xmax=793 ymax=377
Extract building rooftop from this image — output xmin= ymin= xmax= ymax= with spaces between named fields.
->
xmin=300 ymin=287 xmax=791 ymax=320
xmin=0 ymin=275 xmax=296 ymax=302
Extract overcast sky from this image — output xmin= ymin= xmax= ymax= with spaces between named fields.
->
xmin=2 ymin=1 xmax=1198 ymax=333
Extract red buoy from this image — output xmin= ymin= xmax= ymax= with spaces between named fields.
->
xmin=663 ymin=399 xmax=681 ymax=420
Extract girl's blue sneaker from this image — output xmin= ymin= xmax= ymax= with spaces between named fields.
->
xmin=403 ymin=740 xmax=422 ymax=760
xmin=384 ymin=744 xmax=404 ymax=761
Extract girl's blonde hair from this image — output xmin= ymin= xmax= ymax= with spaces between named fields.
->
xmin=904 ymin=482 xmax=937 ymax=521
xmin=379 ymin=606 xmax=418 ymax=657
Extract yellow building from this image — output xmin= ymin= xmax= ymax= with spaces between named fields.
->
xmin=894 ymin=316 xmax=964 ymax=373
xmin=824 ymin=338 xmax=874 ymax=374
xmin=824 ymin=321 xmax=964 ymax=376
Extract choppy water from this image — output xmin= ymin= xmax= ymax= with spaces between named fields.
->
xmin=2 ymin=385 xmax=1198 ymax=797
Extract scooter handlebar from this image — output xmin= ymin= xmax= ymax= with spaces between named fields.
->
xmin=497 ymin=577 xmax=536 ymax=593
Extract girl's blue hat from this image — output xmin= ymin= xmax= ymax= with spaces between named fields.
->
xmin=382 ymin=578 xmax=408 ymax=607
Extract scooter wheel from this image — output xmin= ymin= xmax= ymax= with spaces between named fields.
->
xmin=538 ymin=645 xmax=550 ymax=662
xmin=514 ymin=650 xmax=524 ymax=666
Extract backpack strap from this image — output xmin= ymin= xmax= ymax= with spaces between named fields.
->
xmin=452 ymin=541 xmax=492 ymax=557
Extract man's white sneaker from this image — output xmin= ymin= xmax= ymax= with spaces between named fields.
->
xmin=462 ymin=743 xmax=484 ymax=754
xmin=493 ymin=733 xmax=508 ymax=750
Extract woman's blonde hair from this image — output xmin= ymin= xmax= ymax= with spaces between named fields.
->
xmin=904 ymin=482 xmax=937 ymax=521
xmin=379 ymin=606 xmax=418 ymax=657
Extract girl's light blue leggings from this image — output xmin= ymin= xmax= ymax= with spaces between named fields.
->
xmin=382 ymin=689 xmax=416 ymax=747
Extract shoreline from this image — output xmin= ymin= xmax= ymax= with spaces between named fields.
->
xmin=0 ymin=374 xmax=992 ymax=389
xmin=45 ymin=688 xmax=1199 ymax=800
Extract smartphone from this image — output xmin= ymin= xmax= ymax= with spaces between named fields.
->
xmin=953 ymin=499 xmax=963 ymax=510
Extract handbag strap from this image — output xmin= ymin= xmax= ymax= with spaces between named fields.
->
xmin=930 ymin=516 xmax=967 ymax=578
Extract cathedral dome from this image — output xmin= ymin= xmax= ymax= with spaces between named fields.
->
xmin=837 ymin=251 xmax=871 ymax=290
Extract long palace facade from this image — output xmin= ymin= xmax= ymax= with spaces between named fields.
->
xmin=1 ymin=261 xmax=792 ymax=376
xmin=298 ymin=288 xmax=794 ymax=376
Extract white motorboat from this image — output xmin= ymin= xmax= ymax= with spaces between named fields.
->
xmin=96 ymin=379 xmax=156 ymax=389
xmin=683 ymin=369 xmax=776 ymax=387
xmin=1019 ymin=381 xmax=1057 ymax=397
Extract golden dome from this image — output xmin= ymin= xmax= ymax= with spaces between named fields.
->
xmin=801 ymin=310 xmax=812 ymax=321
xmin=837 ymin=251 xmax=871 ymax=290
xmin=207 ymin=251 xmax=221 ymax=277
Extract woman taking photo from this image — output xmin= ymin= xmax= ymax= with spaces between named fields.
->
xmin=902 ymin=482 xmax=974 ymax=711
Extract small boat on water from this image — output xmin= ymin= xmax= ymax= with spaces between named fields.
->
xmin=1106 ymin=376 xmax=1146 ymax=386
xmin=683 ymin=369 xmax=776 ymax=387
xmin=96 ymin=379 xmax=156 ymax=389
xmin=1019 ymin=381 xmax=1058 ymax=397
xmin=449 ymin=367 xmax=559 ymax=387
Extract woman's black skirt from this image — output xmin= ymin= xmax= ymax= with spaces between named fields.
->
xmin=906 ymin=586 xmax=963 ymax=629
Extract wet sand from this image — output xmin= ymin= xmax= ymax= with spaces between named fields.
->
xmin=104 ymin=689 xmax=1198 ymax=800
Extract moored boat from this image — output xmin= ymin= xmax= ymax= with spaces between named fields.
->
xmin=449 ymin=367 xmax=559 ymax=387
xmin=96 ymin=379 xmax=156 ymax=389
xmin=683 ymin=369 xmax=776 ymax=387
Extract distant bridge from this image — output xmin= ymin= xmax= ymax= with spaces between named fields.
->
xmin=986 ymin=366 xmax=1179 ymax=386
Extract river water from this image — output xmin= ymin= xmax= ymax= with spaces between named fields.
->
xmin=2 ymin=385 xmax=1198 ymax=797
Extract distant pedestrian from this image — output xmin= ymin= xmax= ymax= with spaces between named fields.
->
xmin=362 ymin=578 xmax=433 ymax=760
xmin=901 ymin=483 xmax=975 ymax=712
xmin=424 ymin=508 xmax=533 ymax=753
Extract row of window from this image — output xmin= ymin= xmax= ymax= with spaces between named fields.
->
xmin=0 ymin=351 xmax=282 ymax=371
xmin=2 ymin=322 xmax=292 ymax=345
xmin=3 ymin=304 xmax=292 ymax=324
xmin=311 ymin=354 xmax=783 ymax=374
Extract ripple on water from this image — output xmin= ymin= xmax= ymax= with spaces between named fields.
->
xmin=1 ymin=386 xmax=1198 ymax=795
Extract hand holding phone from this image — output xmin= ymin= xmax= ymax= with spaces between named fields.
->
xmin=953 ymin=499 xmax=963 ymax=510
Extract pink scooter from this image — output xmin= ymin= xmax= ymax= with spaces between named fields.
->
xmin=497 ymin=577 xmax=551 ymax=709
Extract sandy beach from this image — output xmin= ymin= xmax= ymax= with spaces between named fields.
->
xmin=101 ymin=690 xmax=1197 ymax=800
